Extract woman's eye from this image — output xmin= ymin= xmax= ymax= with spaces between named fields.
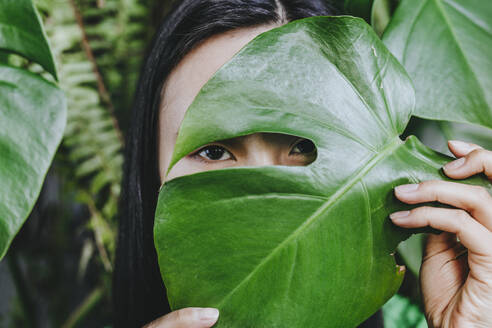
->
xmin=290 ymin=139 xmax=316 ymax=155
xmin=195 ymin=145 xmax=233 ymax=161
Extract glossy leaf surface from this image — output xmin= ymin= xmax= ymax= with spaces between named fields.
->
xmin=154 ymin=16 xmax=491 ymax=327
xmin=383 ymin=0 xmax=492 ymax=130
xmin=0 ymin=0 xmax=58 ymax=79
xmin=0 ymin=65 xmax=66 ymax=259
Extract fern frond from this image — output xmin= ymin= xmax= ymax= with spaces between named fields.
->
xmin=35 ymin=0 xmax=152 ymax=271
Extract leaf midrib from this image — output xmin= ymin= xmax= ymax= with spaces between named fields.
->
xmin=213 ymin=137 xmax=403 ymax=309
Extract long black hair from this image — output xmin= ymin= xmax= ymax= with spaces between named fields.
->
xmin=113 ymin=0 xmax=383 ymax=327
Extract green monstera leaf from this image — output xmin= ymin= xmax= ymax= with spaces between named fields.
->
xmin=0 ymin=0 xmax=66 ymax=259
xmin=154 ymin=16 xmax=490 ymax=327
xmin=383 ymin=0 xmax=492 ymax=130
xmin=0 ymin=0 xmax=58 ymax=79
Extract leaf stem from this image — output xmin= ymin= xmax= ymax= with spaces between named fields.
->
xmin=68 ymin=0 xmax=124 ymax=146
xmin=61 ymin=286 xmax=104 ymax=328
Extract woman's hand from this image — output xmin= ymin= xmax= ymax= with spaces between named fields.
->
xmin=390 ymin=140 xmax=492 ymax=327
xmin=143 ymin=307 xmax=219 ymax=328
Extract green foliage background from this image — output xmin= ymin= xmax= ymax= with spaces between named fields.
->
xmin=1 ymin=0 xmax=171 ymax=326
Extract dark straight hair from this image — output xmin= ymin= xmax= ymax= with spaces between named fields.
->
xmin=113 ymin=0 xmax=383 ymax=327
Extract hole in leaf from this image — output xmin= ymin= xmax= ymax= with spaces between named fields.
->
xmin=187 ymin=132 xmax=318 ymax=167
xmin=166 ymin=133 xmax=318 ymax=183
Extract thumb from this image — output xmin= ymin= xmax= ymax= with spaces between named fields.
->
xmin=143 ymin=307 xmax=219 ymax=328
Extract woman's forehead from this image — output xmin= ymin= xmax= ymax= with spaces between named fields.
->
xmin=158 ymin=23 xmax=282 ymax=137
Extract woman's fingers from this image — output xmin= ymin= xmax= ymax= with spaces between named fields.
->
xmin=143 ymin=307 xmax=219 ymax=328
xmin=445 ymin=140 xmax=492 ymax=180
xmin=447 ymin=140 xmax=482 ymax=157
xmin=390 ymin=206 xmax=492 ymax=256
xmin=394 ymin=180 xmax=492 ymax=231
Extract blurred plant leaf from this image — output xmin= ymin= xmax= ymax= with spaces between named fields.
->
xmin=3 ymin=0 xmax=150 ymax=322
xmin=343 ymin=0 xmax=374 ymax=22
xmin=383 ymin=294 xmax=427 ymax=327
xmin=409 ymin=118 xmax=492 ymax=156
xmin=397 ymin=233 xmax=425 ymax=277
xmin=371 ymin=0 xmax=401 ymax=36
xmin=154 ymin=16 xmax=491 ymax=327
xmin=37 ymin=0 xmax=131 ymax=268
xmin=439 ymin=122 xmax=492 ymax=151
xmin=0 ymin=65 xmax=66 ymax=259
xmin=382 ymin=0 xmax=492 ymax=130
xmin=0 ymin=49 xmax=9 ymax=63
xmin=0 ymin=0 xmax=66 ymax=260
xmin=343 ymin=0 xmax=400 ymax=35
xmin=0 ymin=0 xmax=58 ymax=79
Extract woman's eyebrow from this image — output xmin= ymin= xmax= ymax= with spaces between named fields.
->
xmin=214 ymin=134 xmax=300 ymax=147
xmin=215 ymin=137 xmax=243 ymax=147
xmin=210 ymin=136 xmax=248 ymax=153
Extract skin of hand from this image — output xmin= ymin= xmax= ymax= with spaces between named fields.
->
xmin=391 ymin=139 xmax=492 ymax=328
xmin=142 ymin=307 xmax=219 ymax=328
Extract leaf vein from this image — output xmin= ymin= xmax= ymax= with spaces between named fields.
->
xmin=210 ymin=193 xmax=329 ymax=204
xmin=433 ymin=0 xmax=489 ymax=108
xmin=401 ymin=0 xmax=429 ymax=65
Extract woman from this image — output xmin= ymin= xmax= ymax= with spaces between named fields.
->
xmin=113 ymin=0 xmax=492 ymax=327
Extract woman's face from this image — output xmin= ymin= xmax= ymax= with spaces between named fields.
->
xmin=158 ymin=23 xmax=317 ymax=183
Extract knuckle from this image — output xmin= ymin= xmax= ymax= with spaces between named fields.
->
xmin=419 ymin=180 xmax=443 ymax=195
xmin=419 ymin=180 xmax=436 ymax=188
xmin=174 ymin=308 xmax=197 ymax=323
xmin=455 ymin=209 xmax=471 ymax=224
xmin=469 ymin=148 xmax=486 ymax=161
xmin=413 ymin=206 xmax=433 ymax=217
xmin=473 ymin=185 xmax=491 ymax=202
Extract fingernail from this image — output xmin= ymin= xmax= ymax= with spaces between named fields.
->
xmin=390 ymin=211 xmax=410 ymax=220
xmin=199 ymin=308 xmax=219 ymax=323
xmin=449 ymin=140 xmax=473 ymax=153
xmin=444 ymin=157 xmax=465 ymax=171
xmin=395 ymin=184 xmax=419 ymax=193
